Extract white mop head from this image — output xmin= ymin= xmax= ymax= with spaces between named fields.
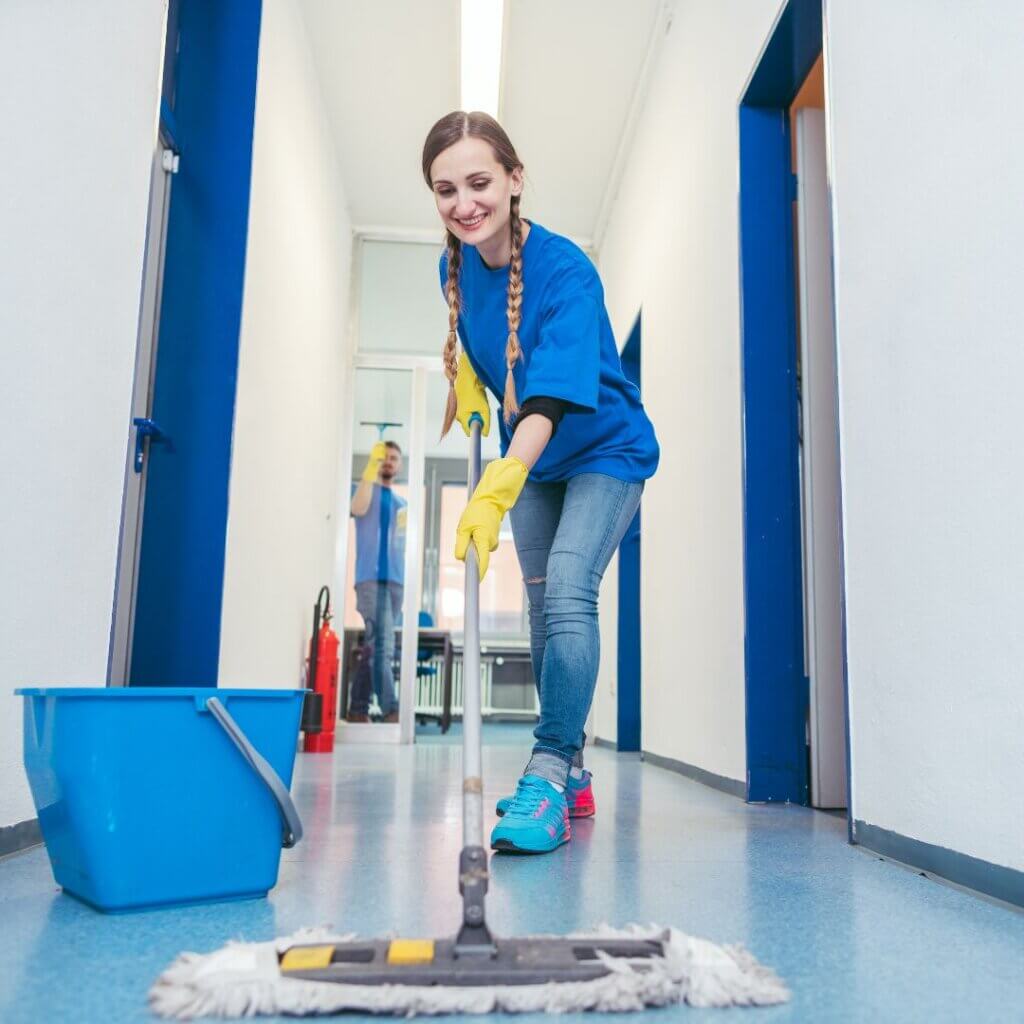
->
xmin=149 ymin=924 xmax=789 ymax=1018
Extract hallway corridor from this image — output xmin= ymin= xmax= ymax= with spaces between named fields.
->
xmin=1 ymin=724 xmax=1021 ymax=1022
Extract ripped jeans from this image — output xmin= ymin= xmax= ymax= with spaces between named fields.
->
xmin=509 ymin=474 xmax=644 ymax=772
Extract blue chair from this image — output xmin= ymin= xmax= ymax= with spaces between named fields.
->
xmin=393 ymin=611 xmax=438 ymax=679
xmin=416 ymin=611 xmax=437 ymax=679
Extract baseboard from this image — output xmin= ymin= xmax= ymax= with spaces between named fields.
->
xmin=853 ymin=820 xmax=1024 ymax=910
xmin=593 ymin=736 xmax=617 ymax=750
xmin=641 ymin=750 xmax=747 ymax=800
xmin=0 ymin=818 xmax=42 ymax=858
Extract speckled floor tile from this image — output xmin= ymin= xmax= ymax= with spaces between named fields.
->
xmin=1 ymin=723 xmax=1021 ymax=1022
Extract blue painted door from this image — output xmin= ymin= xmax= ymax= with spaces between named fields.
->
xmin=737 ymin=0 xmax=823 ymax=803
xmin=129 ymin=1 xmax=263 ymax=686
xmin=616 ymin=316 xmax=642 ymax=751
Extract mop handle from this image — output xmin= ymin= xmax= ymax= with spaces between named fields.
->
xmin=462 ymin=414 xmax=484 ymax=849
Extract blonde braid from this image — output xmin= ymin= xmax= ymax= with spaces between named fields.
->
xmin=503 ymin=195 xmax=524 ymax=424
xmin=440 ymin=230 xmax=462 ymax=439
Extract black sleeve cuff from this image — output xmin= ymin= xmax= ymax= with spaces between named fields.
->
xmin=515 ymin=396 xmax=567 ymax=437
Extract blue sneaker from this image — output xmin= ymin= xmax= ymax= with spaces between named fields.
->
xmin=496 ymin=770 xmax=595 ymax=819
xmin=490 ymin=775 xmax=570 ymax=854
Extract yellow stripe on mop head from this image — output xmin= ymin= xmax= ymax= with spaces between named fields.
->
xmin=387 ymin=940 xmax=436 ymax=965
xmin=280 ymin=946 xmax=335 ymax=971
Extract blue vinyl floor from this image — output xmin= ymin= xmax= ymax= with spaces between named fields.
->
xmin=1 ymin=722 xmax=1022 ymax=1022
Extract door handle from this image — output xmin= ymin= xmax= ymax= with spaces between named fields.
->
xmin=133 ymin=417 xmax=173 ymax=473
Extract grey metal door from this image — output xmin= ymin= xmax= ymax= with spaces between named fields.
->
xmin=796 ymin=108 xmax=847 ymax=809
xmin=108 ymin=130 xmax=178 ymax=685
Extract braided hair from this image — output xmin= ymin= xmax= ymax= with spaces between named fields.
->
xmin=423 ymin=111 xmax=526 ymax=436
xmin=440 ymin=229 xmax=462 ymax=437
xmin=504 ymin=194 xmax=524 ymax=424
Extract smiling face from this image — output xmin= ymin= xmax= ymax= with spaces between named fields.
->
xmin=429 ymin=136 xmax=523 ymax=260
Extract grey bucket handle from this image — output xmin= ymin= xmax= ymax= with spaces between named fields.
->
xmin=206 ymin=696 xmax=303 ymax=848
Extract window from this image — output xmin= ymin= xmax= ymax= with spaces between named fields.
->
xmin=437 ymin=481 xmax=526 ymax=636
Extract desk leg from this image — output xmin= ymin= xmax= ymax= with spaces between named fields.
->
xmin=441 ymin=636 xmax=454 ymax=734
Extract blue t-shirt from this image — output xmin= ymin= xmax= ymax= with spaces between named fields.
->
xmin=352 ymin=484 xmax=407 ymax=584
xmin=439 ymin=221 xmax=659 ymax=483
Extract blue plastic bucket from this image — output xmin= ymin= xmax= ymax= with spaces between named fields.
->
xmin=15 ymin=687 xmax=305 ymax=913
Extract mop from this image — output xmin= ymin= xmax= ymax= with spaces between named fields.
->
xmin=150 ymin=416 xmax=789 ymax=1018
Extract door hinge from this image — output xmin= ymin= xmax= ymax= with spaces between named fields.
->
xmin=162 ymin=148 xmax=180 ymax=175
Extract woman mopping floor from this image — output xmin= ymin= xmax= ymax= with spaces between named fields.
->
xmin=149 ymin=112 xmax=788 ymax=1019
xmin=425 ymin=111 xmax=659 ymax=854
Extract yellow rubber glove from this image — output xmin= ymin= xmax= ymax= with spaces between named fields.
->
xmin=455 ymin=457 xmax=529 ymax=581
xmin=454 ymin=350 xmax=491 ymax=438
xmin=361 ymin=441 xmax=388 ymax=482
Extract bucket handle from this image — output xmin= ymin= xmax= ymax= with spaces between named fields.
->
xmin=206 ymin=697 xmax=304 ymax=849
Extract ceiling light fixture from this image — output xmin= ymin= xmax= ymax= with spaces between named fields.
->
xmin=460 ymin=0 xmax=504 ymax=118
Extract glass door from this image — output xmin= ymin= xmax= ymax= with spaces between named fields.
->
xmin=339 ymin=227 xmax=537 ymax=740
xmin=338 ymin=367 xmax=416 ymax=739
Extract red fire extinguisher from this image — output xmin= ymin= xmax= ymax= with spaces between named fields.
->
xmin=303 ymin=586 xmax=340 ymax=753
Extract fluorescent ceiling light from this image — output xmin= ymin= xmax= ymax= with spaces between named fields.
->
xmin=461 ymin=0 xmax=504 ymax=117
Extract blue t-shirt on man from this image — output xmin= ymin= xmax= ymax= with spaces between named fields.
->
xmin=439 ymin=221 xmax=659 ymax=483
xmin=352 ymin=484 xmax=407 ymax=585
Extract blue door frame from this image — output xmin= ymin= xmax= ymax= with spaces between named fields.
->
xmin=738 ymin=0 xmax=822 ymax=802
xmin=616 ymin=315 xmax=642 ymax=752
xmin=129 ymin=0 xmax=263 ymax=685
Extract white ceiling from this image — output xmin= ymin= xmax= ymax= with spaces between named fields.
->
xmin=300 ymin=0 xmax=663 ymax=245
xmin=299 ymin=0 xmax=460 ymax=232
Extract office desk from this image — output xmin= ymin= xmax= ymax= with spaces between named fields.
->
xmin=340 ymin=627 xmax=455 ymax=732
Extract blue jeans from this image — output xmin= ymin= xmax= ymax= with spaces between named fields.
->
xmin=350 ymin=580 xmax=402 ymax=715
xmin=510 ymin=474 xmax=643 ymax=772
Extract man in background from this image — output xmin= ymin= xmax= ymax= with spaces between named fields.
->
xmin=347 ymin=440 xmax=407 ymax=722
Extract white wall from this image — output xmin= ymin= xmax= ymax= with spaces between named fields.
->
xmin=218 ymin=0 xmax=355 ymax=687
xmin=826 ymin=0 xmax=1024 ymax=871
xmin=597 ymin=0 xmax=785 ymax=781
xmin=0 ymin=1 xmax=165 ymax=829
xmin=598 ymin=0 xmax=1024 ymax=874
